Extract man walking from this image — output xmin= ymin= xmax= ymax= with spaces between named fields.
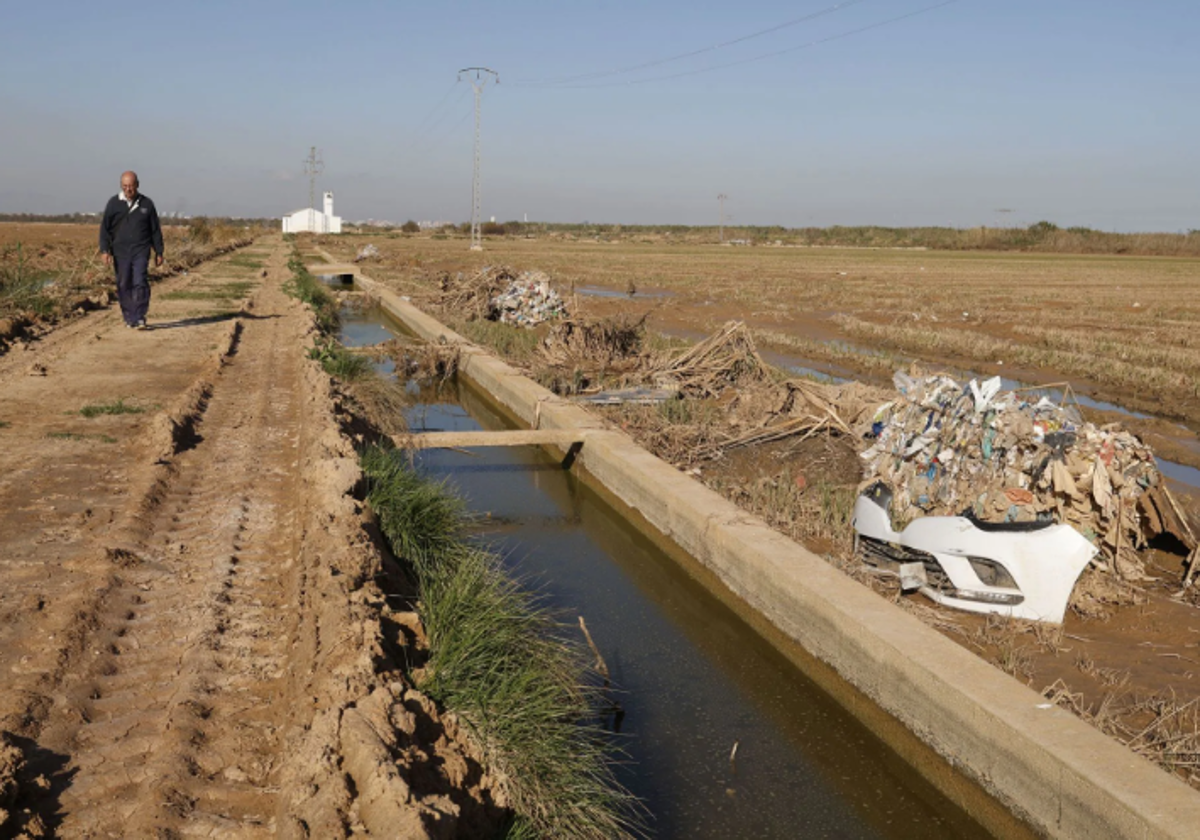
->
xmin=99 ymin=171 xmax=164 ymax=330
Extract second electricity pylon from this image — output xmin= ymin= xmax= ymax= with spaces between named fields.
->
xmin=718 ymin=193 xmax=728 ymax=243
xmin=303 ymin=146 xmax=324 ymax=232
xmin=458 ymin=67 xmax=499 ymax=251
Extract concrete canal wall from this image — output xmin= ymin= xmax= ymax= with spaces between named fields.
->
xmin=349 ymin=267 xmax=1200 ymax=840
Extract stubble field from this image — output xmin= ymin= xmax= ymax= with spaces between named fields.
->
xmin=311 ymin=229 xmax=1200 ymax=792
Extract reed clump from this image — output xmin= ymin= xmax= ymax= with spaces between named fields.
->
xmin=283 ymin=250 xmax=338 ymax=333
xmin=360 ymin=446 xmax=642 ymax=839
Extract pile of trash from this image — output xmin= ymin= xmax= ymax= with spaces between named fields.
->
xmin=433 ymin=266 xmax=519 ymax=321
xmin=857 ymin=372 xmax=1190 ymax=579
xmin=487 ymin=270 xmax=568 ymax=327
xmin=354 ymin=243 xmax=380 ymax=262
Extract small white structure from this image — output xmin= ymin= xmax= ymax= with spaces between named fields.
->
xmin=282 ymin=191 xmax=342 ymax=234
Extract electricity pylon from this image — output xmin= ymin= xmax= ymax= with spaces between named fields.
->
xmin=303 ymin=146 xmax=324 ymax=232
xmin=718 ymin=193 xmax=728 ymax=243
xmin=458 ymin=68 xmax=499 ymax=251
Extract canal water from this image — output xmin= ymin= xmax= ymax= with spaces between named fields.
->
xmin=407 ymin=388 xmax=993 ymax=839
xmin=333 ymin=297 xmax=1017 ymax=839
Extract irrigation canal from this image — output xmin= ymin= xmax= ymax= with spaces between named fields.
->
xmin=332 ymin=292 xmax=1019 ymax=839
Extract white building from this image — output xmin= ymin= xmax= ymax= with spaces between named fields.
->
xmin=282 ymin=191 xmax=342 ymax=234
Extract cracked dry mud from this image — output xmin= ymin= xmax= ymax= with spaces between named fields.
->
xmin=0 ymin=236 xmax=501 ymax=838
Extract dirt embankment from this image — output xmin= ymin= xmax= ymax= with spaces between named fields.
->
xmin=0 ymin=236 xmax=504 ymax=837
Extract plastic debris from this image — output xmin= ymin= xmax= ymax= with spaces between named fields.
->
xmin=353 ymin=243 xmax=380 ymax=262
xmin=857 ymin=372 xmax=1179 ymax=581
xmin=488 ymin=270 xmax=567 ymax=327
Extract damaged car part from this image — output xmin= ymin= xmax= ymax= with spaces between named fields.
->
xmin=853 ymin=482 xmax=1096 ymax=623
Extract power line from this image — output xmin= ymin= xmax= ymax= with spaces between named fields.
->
xmin=513 ymin=0 xmax=871 ymax=86
xmin=408 ymin=80 xmax=461 ymax=141
xmin=415 ymin=96 xmax=479 ymax=157
xmin=411 ymin=87 xmax=474 ymax=155
xmin=532 ymin=0 xmax=962 ymax=89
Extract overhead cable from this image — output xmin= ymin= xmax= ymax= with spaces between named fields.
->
xmin=513 ymin=0 xmax=872 ymax=86
xmin=527 ymin=0 xmax=962 ymax=89
xmin=408 ymin=80 xmax=461 ymax=139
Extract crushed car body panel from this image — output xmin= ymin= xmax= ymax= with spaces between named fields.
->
xmin=852 ymin=483 xmax=1096 ymax=623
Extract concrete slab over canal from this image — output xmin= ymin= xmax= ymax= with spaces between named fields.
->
xmin=339 ymin=258 xmax=1200 ymax=840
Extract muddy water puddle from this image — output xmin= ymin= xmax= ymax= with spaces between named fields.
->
xmin=333 ymin=299 xmax=1010 ymax=838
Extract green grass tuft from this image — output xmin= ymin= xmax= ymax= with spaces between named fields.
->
xmin=361 ymin=446 xmax=642 ymax=839
xmin=78 ymin=398 xmax=144 ymax=418
xmin=283 ymin=250 xmax=338 ymax=333
xmin=0 ymin=242 xmax=58 ymax=318
xmin=308 ymin=340 xmax=373 ymax=381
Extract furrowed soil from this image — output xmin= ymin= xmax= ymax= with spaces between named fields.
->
xmin=312 ymin=231 xmax=1200 ymax=792
xmin=0 ymin=235 xmax=501 ymax=838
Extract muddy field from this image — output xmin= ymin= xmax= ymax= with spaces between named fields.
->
xmin=310 ymin=232 xmax=1200 ymax=793
xmin=0 ymin=236 xmax=503 ymax=837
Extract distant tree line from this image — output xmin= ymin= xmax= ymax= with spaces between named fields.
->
xmin=409 ymin=220 xmax=1200 ymax=257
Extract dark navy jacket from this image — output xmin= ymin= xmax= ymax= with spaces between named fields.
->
xmin=99 ymin=193 xmax=164 ymax=260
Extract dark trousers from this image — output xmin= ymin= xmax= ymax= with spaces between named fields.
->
xmin=114 ymin=251 xmax=151 ymax=325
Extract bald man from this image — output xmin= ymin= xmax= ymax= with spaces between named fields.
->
xmin=99 ymin=171 xmax=164 ymax=329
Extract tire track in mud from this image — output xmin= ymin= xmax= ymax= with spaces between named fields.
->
xmin=3 ymin=240 xmax=508 ymax=838
xmin=40 ymin=262 xmax=306 ymax=838
xmin=0 ymin=315 xmax=246 ymax=839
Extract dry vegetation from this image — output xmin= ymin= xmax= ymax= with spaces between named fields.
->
xmin=0 ymin=221 xmax=260 ymax=348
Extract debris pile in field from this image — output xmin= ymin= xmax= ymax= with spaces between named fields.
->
xmin=434 ymin=266 xmax=518 ymax=321
xmin=857 ymin=371 xmax=1194 ymax=580
xmin=651 ymin=321 xmax=768 ymax=397
xmin=488 ymin=269 xmax=568 ymax=327
xmin=354 ymin=243 xmax=380 ymax=262
xmin=539 ymin=314 xmax=648 ymax=375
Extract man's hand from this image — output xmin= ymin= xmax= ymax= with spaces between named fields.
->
xmin=102 ymin=253 xmax=112 ymax=267
xmin=155 ymin=254 xmax=164 ymax=268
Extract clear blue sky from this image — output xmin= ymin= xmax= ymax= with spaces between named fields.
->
xmin=1 ymin=1 xmax=1196 ymax=230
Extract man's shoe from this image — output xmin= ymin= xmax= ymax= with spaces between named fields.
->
xmin=135 ymin=320 xmax=148 ymax=331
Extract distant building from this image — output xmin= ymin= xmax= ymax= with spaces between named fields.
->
xmin=282 ymin=191 xmax=342 ymax=234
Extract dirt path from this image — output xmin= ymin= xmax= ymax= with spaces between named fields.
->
xmin=0 ymin=237 xmax=494 ymax=837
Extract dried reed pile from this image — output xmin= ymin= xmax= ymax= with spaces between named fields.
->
xmin=650 ymin=321 xmax=768 ymax=397
xmin=539 ymin=314 xmax=649 ymax=377
xmin=433 ymin=266 xmax=518 ymax=321
xmin=721 ymin=379 xmax=889 ymax=452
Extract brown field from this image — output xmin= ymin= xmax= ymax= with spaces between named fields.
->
xmin=309 ymin=230 xmax=1200 ymax=792
xmin=314 ymin=231 xmax=1200 ymax=468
